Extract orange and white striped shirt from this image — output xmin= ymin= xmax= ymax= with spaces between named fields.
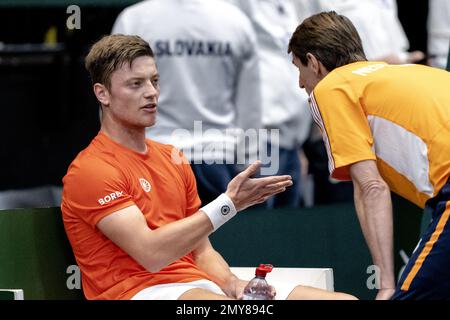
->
xmin=310 ymin=61 xmax=450 ymax=208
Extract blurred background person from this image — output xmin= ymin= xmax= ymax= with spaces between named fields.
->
xmin=428 ymin=0 xmax=450 ymax=69
xmin=296 ymin=0 xmax=425 ymax=64
xmin=112 ymin=0 xmax=262 ymax=205
xmin=227 ymin=0 xmax=312 ymax=208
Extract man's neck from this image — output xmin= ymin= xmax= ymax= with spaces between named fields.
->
xmin=100 ymin=122 xmax=148 ymax=154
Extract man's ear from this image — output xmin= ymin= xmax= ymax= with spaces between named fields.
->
xmin=93 ymin=83 xmax=110 ymax=107
xmin=306 ymin=53 xmax=320 ymax=75
xmin=306 ymin=53 xmax=329 ymax=78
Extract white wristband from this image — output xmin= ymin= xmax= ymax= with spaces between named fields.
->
xmin=201 ymin=193 xmax=237 ymax=231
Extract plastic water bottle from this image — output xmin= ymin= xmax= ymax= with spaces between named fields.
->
xmin=242 ymin=264 xmax=274 ymax=300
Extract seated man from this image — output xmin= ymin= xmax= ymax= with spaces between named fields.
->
xmin=61 ymin=34 xmax=356 ymax=300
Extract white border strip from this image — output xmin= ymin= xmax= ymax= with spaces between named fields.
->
xmin=309 ymin=92 xmax=335 ymax=174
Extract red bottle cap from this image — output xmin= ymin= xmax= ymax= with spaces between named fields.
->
xmin=255 ymin=264 xmax=273 ymax=277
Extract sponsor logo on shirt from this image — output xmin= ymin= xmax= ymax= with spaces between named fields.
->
xmin=98 ymin=191 xmax=124 ymax=206
xmin=139 ymin=178 xmax=151 ymax=193
xmin=352 ymin=64 xmax=386 ymax=76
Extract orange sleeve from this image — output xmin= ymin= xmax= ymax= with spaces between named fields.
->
xmin=311 ymin=79 xmax=376 ymax=181
xmin=62 ymin=157 xmax=135 ymax=228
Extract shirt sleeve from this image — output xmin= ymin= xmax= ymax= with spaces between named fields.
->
xmin=62 ymin=158 xmax=135 ymax=229
xmin=310 ymin=79 xmax=376 ymax=181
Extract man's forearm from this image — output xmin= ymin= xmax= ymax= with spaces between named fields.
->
xmin=193 ymin=241 xmax=239 ymax=297
xmin=355 ymin=180 xmax=395 ymax=290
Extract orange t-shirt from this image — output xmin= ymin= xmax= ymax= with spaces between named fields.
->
xmin=61 ymin=132 xmax=212 ymax=299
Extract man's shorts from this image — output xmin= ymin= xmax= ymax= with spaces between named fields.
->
xmin=392 ymin=177 xmax=450 ymax=299
xmin=131 ymin=280 xmax=225 ymax=300
xmin=131 ymin=279 xmax=298 ymax=300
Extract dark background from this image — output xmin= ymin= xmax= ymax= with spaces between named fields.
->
xmin=0 ymin=0 xmax=430 ymax=191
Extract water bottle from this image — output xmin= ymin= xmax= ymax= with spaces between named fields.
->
xmin=242 ymin=264 xmax=274 ymax=300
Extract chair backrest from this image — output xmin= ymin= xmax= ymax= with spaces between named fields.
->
xmin=230 ymin=267 xmax=334 ymax=292
xmin=0 ymin=198 xmax=422 ymax=300
xmin=0 ymin=207 xmax=83 ymax=300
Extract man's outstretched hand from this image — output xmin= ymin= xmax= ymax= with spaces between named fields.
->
xmin=225 ymin=161 xmax=293 ymax=211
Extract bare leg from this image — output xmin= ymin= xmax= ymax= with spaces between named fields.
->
xmin=178 ymin=288 xmax=235 ymax=300
xmin=286 ymin=285 xmax=358 ymax=300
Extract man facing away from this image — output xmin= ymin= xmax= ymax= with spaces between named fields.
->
xmin=61 ymin=34 xmax=356 ymax=300
xmin=288 ymin=11 xmax=450 ymax=299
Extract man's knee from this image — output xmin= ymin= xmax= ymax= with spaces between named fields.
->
xmin=178 ymin=288 xmax=234 ymax=300
xmin=287 ymin=285 xmax=358 ymax=300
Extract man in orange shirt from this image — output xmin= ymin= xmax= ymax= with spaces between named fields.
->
xmin=288 ymin=11 xmax=450 ymax=299
xmin=62 ymin=34 xmax=355 ymax=300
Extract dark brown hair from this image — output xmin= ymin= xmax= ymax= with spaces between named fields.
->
xmin=85 ymin=34 xmax=154 ymax=89
xmin=288 ymin=11 xmax=366 ymax=71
